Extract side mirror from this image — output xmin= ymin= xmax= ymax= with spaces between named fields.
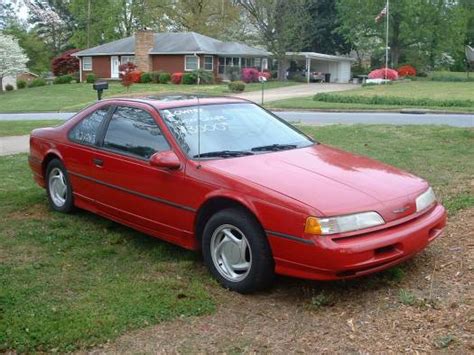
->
xmin=149 ymin=151 xmax=181 ymax=170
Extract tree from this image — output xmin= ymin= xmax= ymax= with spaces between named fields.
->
xmin=4 ymin=23 xmax=52 ymax=73
xmin=0 ymin=34 xmax=29 ymax=92
xmin=25 ymin=0 xmax=73 ymax=54
xmin=336 ymin=0 xmax=468 ymax=70
xmin=0 ymin=2 xmax=16 ymax=30
xmin=68 ymin=0 xmax=126 ymax=48
xmin=237 ymin=0 xmax=312 ymax=79
xmin=51 ymin=49 xmax=80 ymax=76
xmin=165 ymin=0 xmax=244 ymax=40
xmin=304 ymin=0 xmax=351 ymax=55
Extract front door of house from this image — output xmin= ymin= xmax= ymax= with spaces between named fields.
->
xmin=111 ymin=56 xmax=120 ymax=79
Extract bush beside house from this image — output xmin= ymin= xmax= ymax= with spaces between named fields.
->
xmin=86 ymin=74 xmax=96 ymax=83
xmin=16 ymin=80 xmax=27 ymax=89
xmin=140 ymin=72 xmax=152 ymax=83
xmin=53 ymin=75 xmax=74 ymax=84
xmin=171 ymin=72 xmax=183 ymax=84
xmin=182 ymin=73 xmax=197 ymax=84
xmin=159 ymin=72 xmax=171 ymax=84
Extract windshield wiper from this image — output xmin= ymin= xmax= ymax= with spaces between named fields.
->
xmin=193 ymin=150 xmax=254 ymax=158
xmin=251 ymin=143 xmax=298 ymax=152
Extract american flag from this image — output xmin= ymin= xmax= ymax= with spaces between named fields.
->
xmin=375 ymin=5 xmax=387 ymax=23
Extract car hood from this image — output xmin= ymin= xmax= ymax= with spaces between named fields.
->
xmin=203 ymin=144 xmax=428 ymax=222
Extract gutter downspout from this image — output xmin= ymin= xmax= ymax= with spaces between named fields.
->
xmin=194 ymin=53 xmax=200 ymax=85
xmin=79 ymin=57 xmax=83 ymax=83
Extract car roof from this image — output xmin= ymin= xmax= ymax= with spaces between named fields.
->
xmin=99 ymin=94 xmax=251 ymax=110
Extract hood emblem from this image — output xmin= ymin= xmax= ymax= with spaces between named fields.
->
xmin=393 ymin=206 xmax=410 ymax=214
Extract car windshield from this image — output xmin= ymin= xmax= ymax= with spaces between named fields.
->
xmin=160 ymin=103 xmax=313 ymax=158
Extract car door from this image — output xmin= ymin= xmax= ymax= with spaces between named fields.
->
xmin=91 ymin=103 xmax=193 ymax=245
xmin=62 ymin=105 xmax=113 ymax=209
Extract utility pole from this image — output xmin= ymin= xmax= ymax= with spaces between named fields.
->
xmin=384 ymin=0 xmax=389 ymax=81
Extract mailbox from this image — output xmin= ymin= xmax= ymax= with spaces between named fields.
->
xmin=93 ymin=81 xmax=109 ymax=100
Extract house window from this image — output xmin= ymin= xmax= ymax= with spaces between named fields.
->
xmin=82 ymin=57 xmax=92 ymax=71
xmin=232 ymin=57 xmax=240 ymax=66
xmin=255 ymin=58 xmax=261 ymax=70
xmin=121 ymin=56 xmax=135 ymax=64
xmin=185 ymin=55 xmax=199 ymax=71
xmin=204 ymin=56 xmax=213 ymax=71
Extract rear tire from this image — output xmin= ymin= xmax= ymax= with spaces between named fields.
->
xmin=45 ymin=159 xmax=75 ymax=213
xmin=202 ymin=208 xmax=274 ymax=293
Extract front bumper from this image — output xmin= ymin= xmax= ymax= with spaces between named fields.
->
xmin=268 ymin=203 xmax=446 ymax=280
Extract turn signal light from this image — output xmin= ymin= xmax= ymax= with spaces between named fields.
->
xmin=304 ymin=217 xmax=322 ymax=235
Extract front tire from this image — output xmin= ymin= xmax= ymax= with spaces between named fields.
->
xmin=45 ymin=159 xmax=74 ymax=213
xmin=202 ymin=208 xmax=274 ymax=293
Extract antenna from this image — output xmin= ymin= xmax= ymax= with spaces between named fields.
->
xmin=197 ymin=94 xmax=201 ymax=160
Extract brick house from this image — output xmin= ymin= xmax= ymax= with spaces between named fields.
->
xmin=74 ymin=30 xmax=270 ymax=82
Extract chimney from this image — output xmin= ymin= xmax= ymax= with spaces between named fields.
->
xmin=134 ymin=29 xmax=154 ymax=72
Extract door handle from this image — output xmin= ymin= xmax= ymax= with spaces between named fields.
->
xmin=93 ymin=158 xmax=103 ymax=167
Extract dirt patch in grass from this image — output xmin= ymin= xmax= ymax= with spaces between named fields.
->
xmin=6 ymin=203 xmax=50 ymax=220
xmin=92 ymin=208 xmax=473 ymax=353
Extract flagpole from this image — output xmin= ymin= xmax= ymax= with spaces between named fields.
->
xmin=385 ymin=0 xmax=389 ymax=80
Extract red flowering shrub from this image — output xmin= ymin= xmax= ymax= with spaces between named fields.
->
xmin=119 ymin=62 xmax=139 ymax=90
xmin=397 ymin=65 xmax=416 ymax=77
xmin=51 ymin=49 xmax=80 ymax=76
xmin=241 ymin=67 xmax=259 ymax=83
xmin=368 ymin=68 xmax=399 ymax=80
xmin=129 ymin=70 xmax=142 ymax=83
xmin=171 ymin=72 xmax=183 ymax=84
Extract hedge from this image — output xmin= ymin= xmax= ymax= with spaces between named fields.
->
xmin=313 ymin=93 xmax=474 ymax=108
xmin=430 ymin=73 xmax=474 ymax=82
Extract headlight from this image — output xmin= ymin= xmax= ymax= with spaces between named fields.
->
xmin=305 ymin=212 xmax=385 ymax=235
xmin=416 ymin=187 xmax=436 ymax=212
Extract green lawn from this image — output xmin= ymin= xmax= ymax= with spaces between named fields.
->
xmin=0 ymin=120 xmax=62 ymax=136
xmin=1 ymin=124 xmax=472 ymax=351
xmin=0 ymin=81 xmax=297 ymax=113
xmin=269 ymin=81 xmax=474 ymax=112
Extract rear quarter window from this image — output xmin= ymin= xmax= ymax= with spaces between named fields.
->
xmin=69 ymin=107 xmax=109 ymax=145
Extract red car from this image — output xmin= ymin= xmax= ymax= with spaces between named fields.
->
xmin=29 ymin=96 xmax=446 ymax=293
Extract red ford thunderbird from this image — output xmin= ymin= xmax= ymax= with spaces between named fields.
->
xmin=29 ymin=96 xmax=446 ymax=293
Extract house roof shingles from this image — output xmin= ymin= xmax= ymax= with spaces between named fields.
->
xmin=74 ymin=32 xmax=269 ymax=57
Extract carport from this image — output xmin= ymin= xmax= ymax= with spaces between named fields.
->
xmin=285 ymin=52 xmax=355 ymax=83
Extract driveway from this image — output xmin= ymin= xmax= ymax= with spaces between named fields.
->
xmin=231 ymin=83 xmax=357 ymax=103
xmin=0 ymin=135 xmax=29 ymax=156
